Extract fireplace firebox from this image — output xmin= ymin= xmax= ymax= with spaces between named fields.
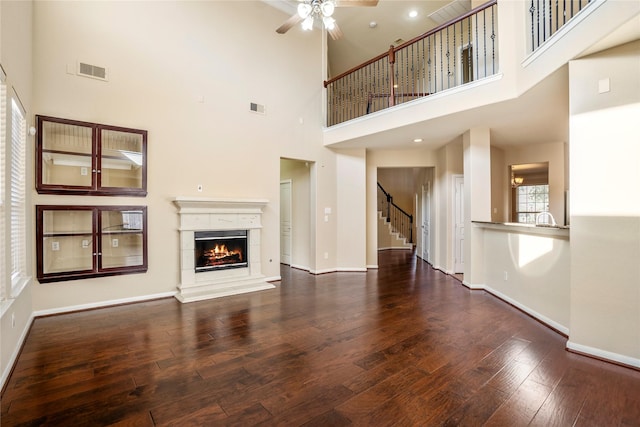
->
xmin=195 ymin=230 xmax=248 ymax=272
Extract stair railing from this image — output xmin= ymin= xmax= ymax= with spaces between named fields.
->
xmin=377 ymin=182 xmax=413 ymax=244
xmin=324 ymin=0 xmax=498 ymax=126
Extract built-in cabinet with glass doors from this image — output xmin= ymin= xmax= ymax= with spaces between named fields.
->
xmin=36 ymin=205 xmax=148 ymax=283
xmin=36 ymin=115 xmax=147 ymax=196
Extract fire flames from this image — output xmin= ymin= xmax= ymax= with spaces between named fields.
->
xmin=205 ymin=244 xmax=242 ymax=262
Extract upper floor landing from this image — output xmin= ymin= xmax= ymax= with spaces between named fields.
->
xmin=323 ymin=0 xmax=640 ymax=151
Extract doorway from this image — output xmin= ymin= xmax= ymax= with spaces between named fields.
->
xmin=280 ymin=180 xmax=292 ymax=265
xmin=421 ymin=183 xmax=431 ymax=263
xmin=453 ymin=174 xmax=464 ymax=274
xmin=280 ymin=158 xmax=313 ymax=271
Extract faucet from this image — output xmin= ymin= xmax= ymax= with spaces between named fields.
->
xmin=536 ymin=211 xmax=557 ymax=226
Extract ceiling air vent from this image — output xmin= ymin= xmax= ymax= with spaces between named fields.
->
xmin=250 ymin=102 xmax=266 ymax=115
xmin=428 ymin=0 xmax=471 ymax=25
xmin=77 ymin=62 xmax=108 ymax=81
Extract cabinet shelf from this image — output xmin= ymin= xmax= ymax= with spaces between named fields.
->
xmin=36 ymin=115 xmax=147 ymax=196
xmin=36 ymin=205 xmax=148 ymax=283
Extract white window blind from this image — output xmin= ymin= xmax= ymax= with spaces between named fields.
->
xmin=0 ymin=76 xmax=6 ymax=302
xmin=10 ymin=93 xmax=27 ymax=297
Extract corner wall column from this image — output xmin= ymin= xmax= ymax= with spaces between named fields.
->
xmin=463 ymin=128 xmax=492 ymax=288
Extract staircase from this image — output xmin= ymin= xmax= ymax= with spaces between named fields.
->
xmin=377 ymin=182 xmax=413 ymax=250
xmin=377 ymin=211 xmax=412 ymax=250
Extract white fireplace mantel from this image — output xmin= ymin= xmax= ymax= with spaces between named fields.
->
xmin=173 ymin=197 xmax=274 ymax=303
xmin=173 ymin=197 xmax=269 ymax=216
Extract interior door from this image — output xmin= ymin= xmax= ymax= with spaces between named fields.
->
xmin=280 ymin=180 xmax=292 ymax=265
xmin=454 ymin=175 xmax=464 ymax=273
xmin=421 ymin=184 xmax=430 ymax=262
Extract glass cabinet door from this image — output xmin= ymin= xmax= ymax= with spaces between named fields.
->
xmin=100 ymin=128 xmax=145 ymax=191
xmin=100 ymin=208 xmax=146 ymax=270
xmin=37 ymin=205 xmax=147 ymax=283
xmin=39 ymin=119 xmax=94 ymax=188
xmin=40 ymin=208 xmax=95 ymax=276
xmin=36 ymin=115 xmax=147 ymax=196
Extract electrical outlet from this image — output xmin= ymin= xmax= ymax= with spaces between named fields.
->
xmin=11 ymin=313 xmax=16 ymax=328
xmin=503 ymin=271 xmax=508 ymax=281
xmin=80 ymin=167 xmax=88 ymax=176
xmin=82 ymin=239 xmax=89 ymax=249
xmin=112 ymin=238 xmax=119 ymax=248
xmin=52 ymin=241 xmax=60 ymax=251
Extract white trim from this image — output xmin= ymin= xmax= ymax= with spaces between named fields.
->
xmin=289 ymin=264 xmax=310 ymax=272
xmin=309 ymin=268 xmax=337 ymax=275
xmin=32 ymin=291 xmax=177 ymax=317
xmin=336 ymin=268 xmax=367 ymax=272
xmin=0 ymin=312 xmax=35 ymax=391
xmin=566 ymin=340 xmax=640 ymax=370
xmin=484 ymin=286 xmax=569 ymax=336
xmin=264 ymin=275 xmax=282 ymax=282
xmin=378 ymin=246 xmax=412 ymax=251
xmin=367 ymin=264 xmax=379 ymax=269
xmin=461 ymin=280 xmax=484 ymax=290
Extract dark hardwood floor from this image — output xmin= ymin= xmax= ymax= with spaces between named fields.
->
xmin=2 ymin=250 xmax=639 ymax=426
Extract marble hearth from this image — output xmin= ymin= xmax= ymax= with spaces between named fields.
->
xmin=173 ymin=197 xmax=275 ymax=303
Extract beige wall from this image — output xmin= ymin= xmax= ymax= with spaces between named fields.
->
xmin=481 ymin=226 xmax=571 ymax=333
xmin=336 ymin=148 xmax=366 ymax=270
xmin=568 ymin=41 xmax=640 ymax=367
xmin=435 ymin=139 xmax=463 ymax=273
xmin=29 ymin=1 xmax=336 ymax=312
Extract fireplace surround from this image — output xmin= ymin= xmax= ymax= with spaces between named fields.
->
xmin=173 ymin=197 xmax=274 ymax=303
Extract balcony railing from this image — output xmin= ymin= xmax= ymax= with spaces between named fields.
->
xmin=529 ymin=0 xmax=593 ymax=51
xmin=324 ymin=0 xmax=498 ymax=126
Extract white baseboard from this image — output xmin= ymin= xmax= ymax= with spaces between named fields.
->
xmin=336 ymin=268 xmax=367 ymax=272
xmin=264 ymin=275 xmax=282 ymax=282
xmin=33 ymin=291 xmax=177 ymax=317
xmin=367 ymin=265 xmax=379 ymax=269
xmin=309 ymin=268 xmax=337 ymax=275
xmin=566 ymin=340 xmax=640 ymax=370
xmin=462 ymin=280 xmax=484 ymax=290
xmin=289 ymin=264 xmax=310 ymax=272
xmin=378 ymin=246 xmax=412 ymax=251
xmin=1 ymin=312 xmax=35 ymax=392
xmin=483 ymin=286 xmax=570 ymax=336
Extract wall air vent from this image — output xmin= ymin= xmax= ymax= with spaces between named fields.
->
xmin=250 ymin=102 xmax=266 ymax=115
xmin=77 ymin=62 xmax=108 ymax=81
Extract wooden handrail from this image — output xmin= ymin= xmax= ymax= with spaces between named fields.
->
xmin=324 ymin=0 xmax=498 ymax=88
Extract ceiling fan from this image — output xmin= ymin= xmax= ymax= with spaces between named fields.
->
xmin=276 ymin=0 xmax=379 ymax=40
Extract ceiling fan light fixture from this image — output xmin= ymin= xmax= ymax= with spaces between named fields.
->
xmin=321 ymin=0 xmax=335 ymax=17
xmin=323 ymin=16 xmax=336 ymax=30
xmin=297 ymin=3 xmax=312 ymax=19
xmin=301 ymin=16 xmax=315 ymax=31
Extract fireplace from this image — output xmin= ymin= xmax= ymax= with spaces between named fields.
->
xmin=173 ymin=197 xmax=275 ymax=303
xmin=195 ymin=230 xmax=248 ymax=272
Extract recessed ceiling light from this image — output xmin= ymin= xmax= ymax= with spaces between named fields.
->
xmin=409 ymin=10 xmax=418 ymax=18
xmin=369 ymin=21 xmax=377 ymax=28
xmin=413 ymin=138 xmax=423 ymax=143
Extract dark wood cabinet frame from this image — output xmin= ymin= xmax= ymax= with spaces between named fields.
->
xmin=36 ymin=205 xmax=148 ymax=283
xmin=36 ymin=115 xmax=147 ymax=196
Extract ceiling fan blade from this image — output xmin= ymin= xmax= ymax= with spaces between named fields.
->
xmin=335 ymin=0 xmax=379 ymax=7
xmin=276 ymin=14 xmax=303 ymax=34
xmin=328 ymin=22 xmax=343 ymax=40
